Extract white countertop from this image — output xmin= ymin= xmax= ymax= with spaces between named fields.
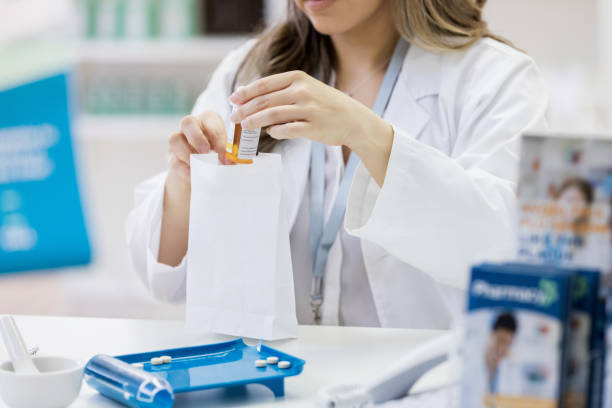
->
xmin=0 ymin=316 xmax=448 ymax=407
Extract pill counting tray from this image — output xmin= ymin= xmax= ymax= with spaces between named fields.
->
xmin=115 ymin=339 xmax=305 ymax=398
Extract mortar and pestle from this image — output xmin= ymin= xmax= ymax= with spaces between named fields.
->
xmin=0 ymin=316 xmax=84 ymax=408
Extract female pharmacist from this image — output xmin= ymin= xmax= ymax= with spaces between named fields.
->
xmin=127 ymin=0 xmax=548 ymax=329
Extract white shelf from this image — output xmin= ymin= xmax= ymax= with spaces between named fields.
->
xmin=76 ymin=35 xmax=249 ymax=65
xmin=74 ymin=115 xmax=183 ymax=141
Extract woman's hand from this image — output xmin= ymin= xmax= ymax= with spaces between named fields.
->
xmin=167 ymin=110 xmax=230 ymax=183
xmin=159 ymin=110 xmax=229 ymax=267
xmin=228 ymin=71 xmax=394 ymax=185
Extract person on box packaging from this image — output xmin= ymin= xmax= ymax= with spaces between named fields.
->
xmin=485 ymin=313 xmax=518 ymax=394
xmin=126 ymin=0 xmax=548 ymax=328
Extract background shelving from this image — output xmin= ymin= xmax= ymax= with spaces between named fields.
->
xmin=76 ymin=36 xmax=249 ymax=65
xmin=74 ymin=0 xmax=264 ymax=120
xmin=74 ymin=115 xmax=183 ymax=141
xmin=72 ymin=0 xmax=268 ymax=140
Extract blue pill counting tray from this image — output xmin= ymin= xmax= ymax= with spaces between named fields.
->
xmin=85 ymin=339 xmax=305 ymax=408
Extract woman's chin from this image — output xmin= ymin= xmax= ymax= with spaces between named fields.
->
xmin=308 ymin=18 xmax=351 ymax=36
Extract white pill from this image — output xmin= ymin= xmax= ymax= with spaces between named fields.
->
xmin=278 ymin=361 xmax=291 ymax=369
xmin=254 ymin=359 xmax=267 ymax=368
xmin=266 ymin=356 xmax=278 ymax=365
xmin=132 ymin=363 xmax=144 ymax=369
xmin=150 ymin=357 xmax=163 ymax=365
xmin=160 ymin=355 xmax=172 ymax=364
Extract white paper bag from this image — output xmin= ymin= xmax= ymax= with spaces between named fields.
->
xmin=186 ymin=153 xmax=298 ymax=340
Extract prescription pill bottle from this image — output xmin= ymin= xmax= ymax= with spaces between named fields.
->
xmin=226 ymin=105 xmax=261 ymax=164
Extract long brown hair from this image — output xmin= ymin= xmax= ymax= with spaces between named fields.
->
xmin=234 ymin=0 xmax=511 ymax=153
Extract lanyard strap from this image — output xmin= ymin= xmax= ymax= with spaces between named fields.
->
xmin=309 ymin=38 xmax=410 ymax=323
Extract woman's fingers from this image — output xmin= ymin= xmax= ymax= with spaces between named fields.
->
xmin=197 ymin=110 xmax=228 ymax=163
xmin=180 ymin=115 xmax=210 ymax=154
xmin=180 ymin=111 xmax=230 ymax=164
xmin=230 ymin=88 xmax=296 ymax=124
xmin=168 ymin=153 xmax=190 ymax=181
xmin=242 ymin=105 xmax=308 ymax=131
xmin=267 ymin=122 xmax=310 ymax=140
xmin=168 ymin=132 xmax=195 ymax=165
xmin=230 ymin=71 xmax=308 ymax=104
xmin=168 ymin=110 xmax=231 ymax=182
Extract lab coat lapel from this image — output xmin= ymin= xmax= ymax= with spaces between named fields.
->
xmin=383 ymin=43 xmax=441 ymax=139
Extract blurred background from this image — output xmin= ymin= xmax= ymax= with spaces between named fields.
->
xmin=1 ymin=0 xmax=611 ymax=320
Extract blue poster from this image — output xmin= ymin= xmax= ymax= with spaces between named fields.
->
xmin=0 ymin=73 xmax=91 ymax=273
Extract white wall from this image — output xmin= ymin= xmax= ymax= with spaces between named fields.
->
xmin=485 ymin=0 xmax=610 ymax=133
xmin=485 ymin=0 xmax=598 ymax=69
xmin=597 ymin=0 xmax=612 ymax=130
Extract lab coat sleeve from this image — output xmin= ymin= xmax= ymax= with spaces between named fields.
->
xmin=345 ymin=49 xmax=548 ymax=290
xmin=125 ymin=172 xmax=187 ymax=302
xmin=125 ymin=40 xmax=257 ymax=302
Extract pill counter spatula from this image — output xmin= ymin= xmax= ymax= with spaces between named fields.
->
xmin=0 ymin=316 xmax=38 ymax=374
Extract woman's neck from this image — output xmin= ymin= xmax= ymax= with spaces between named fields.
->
xmin=330 ymin=3 xmax=399 ymax=79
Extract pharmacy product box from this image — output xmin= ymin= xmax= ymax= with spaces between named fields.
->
xmin=517 ymin=134 xmax=612 ymax=277
xmin=603 ymin=290 xmax=612 ymax=408
xmin=0 ymin=73 xmax=91 ymax=273
xmin=590 ymin=296 xmax=606 ymax=408
xmin=565 ymin=269 xmax=602 ymax=408
xmin=515 ymin=133 xmax=612 ymax=408
xmin=461 ymin=263 xmax=574 ymax=408
xmin=493 ymin=264 xmax=604 ymax=408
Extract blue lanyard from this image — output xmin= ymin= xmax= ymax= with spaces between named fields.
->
xmin=308 ymin=39 xmax=410 ymax=323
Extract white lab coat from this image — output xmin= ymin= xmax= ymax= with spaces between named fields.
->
xmin=126 ymin=37 xmax=548 ymax=329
